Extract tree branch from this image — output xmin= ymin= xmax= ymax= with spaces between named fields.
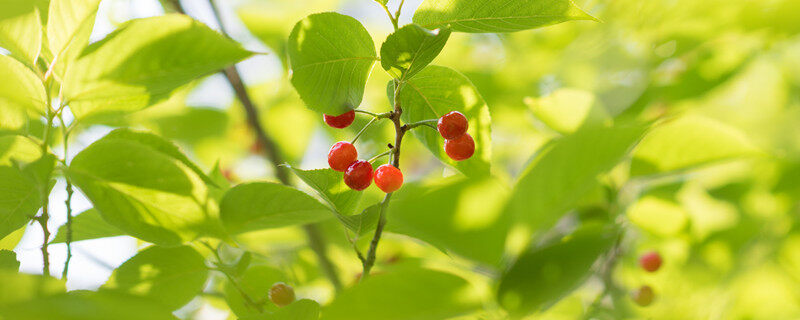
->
xmin=361 ymin=80 xmax=406 ymax=278
xmin=167 ymin=0 xmax=343 ymax=291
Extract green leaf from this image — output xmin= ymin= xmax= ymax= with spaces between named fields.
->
xmin=497 ymin=224 xmax=618 ymax=316
xmin=46 ymin=0 xmax=100 ymax=79
xmin=0 ymin=226 xmax=26 ymax=250
xmin=288 ymin=12 xmax=377 ymax=115
xmin=285 ymin=166 xmax=362 ymax=216
xmin=0 ymin=270 xmax=66 ymax=306
xmin=340 ymin=204 xmax=380 ymax=237
xmin=51 ymin=209 xmax=126 ymax=243
xmin=0 ymin=54 xmax=47 ymax=115
xmin=68 ymin=129 xmax=221 ymax=246
xmin=0 ymin=0 xmax=44 ymax=66
xmin=0 ymin=135 xmax=54 ymax=239
xmin=412 ymin=0 xmax=597 ymax=33
xmin=99 ymin=129 xmax=217 ymax=186
xmin=373 ymin=0 xmax=389 ymax=5
xmin=380 ymin=24 xmax=451 ymax=80
xmin=0 ymin=250 xmax=19 ymax=271
xmin=225 ymin=265 xmax=288 ymax=317
xmin=387 ymin=177 xmax=511 ymax=266
xmin=323 ymin=266 xmax=481 ymax=320
xmin=285 ymin=166 xmax=379 ymax=235
xmin=47 ymin=0 xmax=100 ymax=60
xmin=507 ymin=125 xmax=646 ymax=231
xmin=63 ymin=14 xmax=252 ymax=121
xmin=219 ymin=182 xmax=331 ymax=234
xmin=104 ymin=245 xmax=208 ymax=310
xmin=0 ymin=290 xmax=179 ymax=320
xmin=525 ymin=88 xmax=611 ymax=134
xmin=631 ymin=115 xmax=760 ymax=177
xmin=390 ymin=65 xmax=492 ymax=177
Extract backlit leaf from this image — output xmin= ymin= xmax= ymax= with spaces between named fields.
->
xmin=104 ymin=245 xmax=208 ymax=310
xmin=413 ymin=0 xmax=597 ymax=33
xmin=219 ymin=182 xmax=331 ymax=234
xmin=288 ymin=12 xmax=377 ymax=115
xmin=63 ymin=14 xmax=251 ymax=121
xmin=380 ymin=24 xmax=450 ymax=80
xmin=497 ymin=224 xmax=617 ymax=316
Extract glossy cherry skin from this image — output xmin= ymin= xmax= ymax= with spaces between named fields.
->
xmin=639 ymin=251 xmax=662 ymax=272
xmin=632 ymin=285 xmax=654 ymax=307
xmin=444 ymin=133 xmax=475 ymax=161
xmin=328 ymin=142 xmax=358 ymax=172
xmin=437 ymin=111 xmax=469 ymax=140
xmin=324 ymin=110 xmax=355 ymax=129
xmin=344 ymin=160 xmax=373 ymax=191
xmin=269 ymin=282 xmax=295 ymax=307
xmin=374 ymin=164 xmax=403 ymax=193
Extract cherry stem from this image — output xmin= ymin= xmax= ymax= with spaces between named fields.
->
xmin=368 ymin=149 xmax=393 ymax=163
xmin=354 ymin=109 xmax=391 ymax=119
xmin=351 ymin=117 xmax=378 ymax=144
xmin=404 ymin=119 xmax=438 ymax=131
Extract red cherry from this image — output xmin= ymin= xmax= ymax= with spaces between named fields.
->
xmin=328 ymin=142 xmax=358 ymax=172
xmin=374 ymin=164 xmax=403 ymax=193
xmin=444 ymin=133 xmax=475 ymax=161
xmin=344 ymin=160 xmax=373 ymax=191
xmin=639 ymin=251 xmax=662 ymax=272
xmin=324 ymin=110 xmax=355 ymax=128
xmin=268 ymin=282 xmax=295 ymax=307
xmin=632 ymin=285 xmax=655 ymax=307
xmin=437 ymin=111 xmax=468 ymax=140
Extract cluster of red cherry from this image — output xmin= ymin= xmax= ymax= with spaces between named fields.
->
xmin=323 ymin=110 xmax=475 ymax=192
xmin=632 ymin=251 xmax=662 ymax=307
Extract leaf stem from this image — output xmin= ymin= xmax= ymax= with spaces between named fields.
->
xmin=186 ymin=0 xmax=343 ymax=292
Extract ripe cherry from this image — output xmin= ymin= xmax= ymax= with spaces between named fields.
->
xmin=632 ymin=285 xmax=654 ymax=307
xmin=444 ymin=133 xmax=475 ymax=161
xmin=374 ymin=164 xmax=403 ymax=193
xmin=324 ymin=110 xmax=355 ymax=129
xmin=269 ymin=282 xmax=295 ymax=307
xmin=344 ymin=160 xmax=373 ymax=191
xmin=328 ymin=142 xmax=358 ymax=172
xmin=639 ymin=251 xmax=662 ymax=272
xmin=437 ymin=111 xmax=468 ymax=140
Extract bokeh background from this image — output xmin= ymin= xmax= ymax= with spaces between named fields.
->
xmin=4 ymin=0 xmax=800 ymax=319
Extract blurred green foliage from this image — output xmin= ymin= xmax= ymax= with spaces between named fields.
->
xmin=1 ymin=0 xmax=799 ymax=319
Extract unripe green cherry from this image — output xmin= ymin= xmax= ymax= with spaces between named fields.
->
xmin=632 ymin=285 xmax=654 ymax=307
xmin=269 ymin=282 xmax=295 ymax=307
